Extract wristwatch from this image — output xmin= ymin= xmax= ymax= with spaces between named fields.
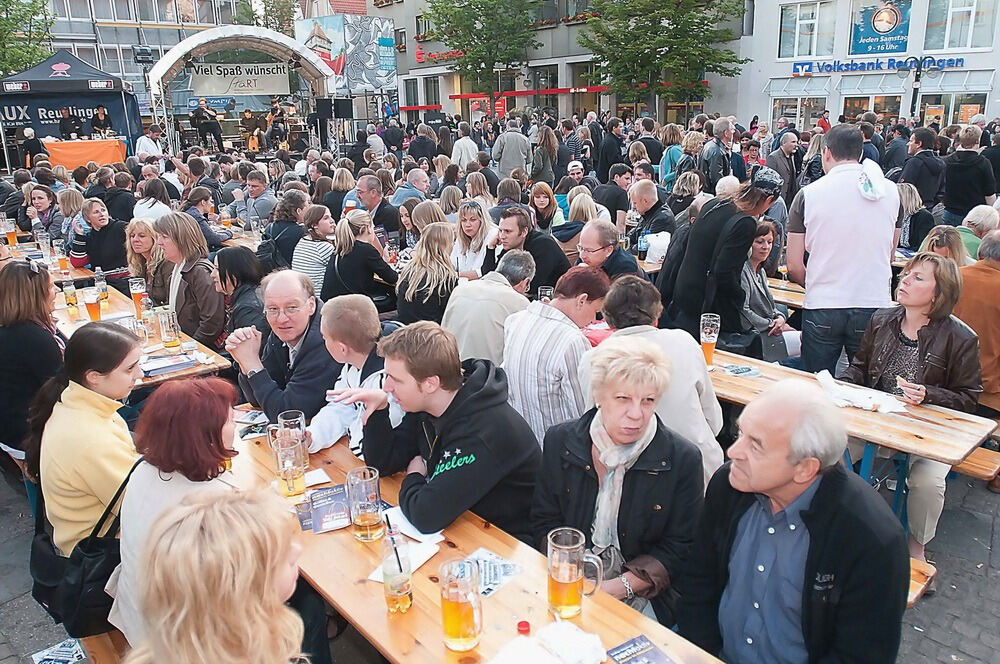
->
xmin=620 ymin=574 xmax=635 ymax=601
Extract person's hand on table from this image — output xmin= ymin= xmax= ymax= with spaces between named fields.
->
xmin=897 ymin=378 xmax=927 ymax=405
xmin=327 ymin=388 xmax=388 ymax=424
xmin=225 ymin=326 xmax=264 ymax=374
xmin=406 ymin=455 xmax=427 ymax=477
xmin=600 ymin=578 xmax=627 ymax=601
xmin=207 ymin=212 xmax=219 ymax=223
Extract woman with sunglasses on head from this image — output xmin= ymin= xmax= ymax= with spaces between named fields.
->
xmin=451 ymin=200 xmax=498 ymax=280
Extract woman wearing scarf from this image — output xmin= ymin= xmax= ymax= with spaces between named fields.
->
xmin=530 ymin=337 xmax=704 ymax=625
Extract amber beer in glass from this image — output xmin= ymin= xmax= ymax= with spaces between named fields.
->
xmin=439 ymin=559 xmax=482 ymax=651
xmin=3 ymin=219 xmax=18 ymax=247
xmin=275 ymin=410 xmax=308 ymax=497
xmin=82 ymin=287 xmax=101 ymax=321
xmin=700 ymin=313 xmax=721 ymax=369
xmin=347 ymin=466 xmax=384 ymax=541
xmin=547 ymin=527 xmax=603 ymax=619
xmin=129 ymin=278 xmax=147 ymax=315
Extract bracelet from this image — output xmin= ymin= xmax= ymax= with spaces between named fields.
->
xmin=619 ymin=574 xmax=635 ymax=601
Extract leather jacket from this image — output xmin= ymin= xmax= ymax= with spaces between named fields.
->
xmin=840 ymin=306 xmax=981 ymax=413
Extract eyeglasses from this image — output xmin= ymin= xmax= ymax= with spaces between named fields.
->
xmin=264 ymin=304 xmax=303 ymax=318
xmin=577 ymin=244 xmax=612 ymax=254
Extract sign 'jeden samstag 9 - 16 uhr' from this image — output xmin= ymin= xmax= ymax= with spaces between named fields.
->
xmin=191 ymin=63 xmax=290 ymax=97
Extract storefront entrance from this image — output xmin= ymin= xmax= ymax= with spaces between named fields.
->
xmin=770 ymin=96 xmax=826 ymax=130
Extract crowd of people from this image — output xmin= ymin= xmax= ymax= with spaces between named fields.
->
xmin=1 ymin=104 xmax=1000 ymax=664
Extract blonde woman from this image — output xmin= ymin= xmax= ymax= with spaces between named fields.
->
xmin=674 ymin=132 xmax=705 ymax=181
xmin=898 ymin=182 xmax=935 ymax=250
xmin=320 ymin=209 xmax=397 ymax=308
xmin=126 ymin=218 xmax=172 ymax=305
xmin=439 ymin=185 xmax=463 ymax=222
xmin=122 ymin=490 xmax=305 ymax=664
xmin=452 ymin=200 xmax=498 ymax=279
xmin=433 ymin=154 xmax=451 ymax=182
xmin=396 ymin=221 xmax=458 ymax=324
xmin=799 ymin=133 xmax=826 ymax=187
xmin=411 ymin=199 xmax=449 ymax=234
xmin=325 ymin=167 xmax=357 ymax=219
xmin=919 ymin=225 xmax=974 ymax=266
xmin=51 ymin=165 xmax=72 ymax=191
xmin=568 ymin=185 xmax=611 ymax=222
xmin=628 ymin=140 xmax=649 ymax=167
xmin=56 ymin=188 xmax=85 ymax=252
xmin=465 ymin=171 xmax=496 ymax=208
xmin=568 ymin=192 xmax=599 ymax=224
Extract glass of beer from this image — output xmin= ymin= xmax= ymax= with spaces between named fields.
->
xmin=618 ymin=232 xmax=629 ymax=252
xmin=347 ymin=466 xmax=384 ymax=542
xmin=129 ymin=278 xmax=147 ymax=316
xmin=82 ymin=287 xmax=101 ymax=321
xmin=537 ymin=286 xmax=554 ymax=303
xmin=274 ymin=410 xmax=308 ymax=497
xmin=439 ymin=559 xmax=482 ymax=652
xmin=34 ymin=231 xmax=50 ymax=261
xmin=546 ymin=527 xmax=603 ymax=619
xmin=3 ymin=220 xmax=17 ymax=247
xmin=700 ymin=313 xmax=721 ymax=369
xmin=157 ymin=309 xmax=181 ymax=348
xmin=52 ymin=244 xmax=69 ymax=272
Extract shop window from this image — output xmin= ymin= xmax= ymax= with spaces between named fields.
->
xmin=404 ymin=78 xmax=419 ymax=106
xmin=771 ymin=96 xmax=826 ymax=129
xmin=424 ymin=77 xmax=440 ymax=106
xmin=843 ymin=95 xmax=902 ymax=120
xmin=952 ymin=93 xmax=988 ymax=123
xmin=925 ymin=0 xmax=997 ymax=50
xmin=778 ymin=1 xmax=835 ymax=59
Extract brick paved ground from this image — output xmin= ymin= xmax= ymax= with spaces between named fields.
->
xmin=1 ymin=469 xmax=996 ymax=663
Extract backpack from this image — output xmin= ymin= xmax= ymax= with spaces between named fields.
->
xmin=256 ymin=223 xmax=291 ymax=273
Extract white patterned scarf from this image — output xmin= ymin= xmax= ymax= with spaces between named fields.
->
xmin=589 ymin=409 xmax=658 ymax=551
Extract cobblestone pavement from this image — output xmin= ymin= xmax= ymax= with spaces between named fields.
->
xmin=1 ymin=470 xmax=996 ymax=663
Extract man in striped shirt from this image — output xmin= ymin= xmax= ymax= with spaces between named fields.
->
xmin=502 ymin=266 xmax=610 ymax=446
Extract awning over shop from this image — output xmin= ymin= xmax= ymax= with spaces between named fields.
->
xmin=837 ymin=73 xmax=907 ymax=95
xmin=764 ymin=76 xmax=831 ymax=97
xmin=917 ymin=70 xmax=995 ymax=93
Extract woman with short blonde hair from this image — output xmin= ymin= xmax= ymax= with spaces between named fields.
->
xmin=411 ymin=199 xmax=449 ymax=234
xmin=122 ymin=490 xmax=304 ymax=664
xmin=919 ymin=224 xmax=974 ymax=266
xmin=438 ymin=185 xmax=463 ymax=220
xmin=397 ymin=222 xmax=458 ymax=324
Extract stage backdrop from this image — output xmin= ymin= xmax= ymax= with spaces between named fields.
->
xmin=191 ymin=62 xmax=291 ymax=97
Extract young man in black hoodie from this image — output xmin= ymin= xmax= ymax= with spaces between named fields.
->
xmin=481 ymin=206 xmax=570 ymax=297
xmin=899 ymin=127 xmax=945 ymax=209
xmin=103 ymin=171 xmax=136 ymax=222
xmin=332 ymin=321 xmax=540 ymax=541
xmin=942 ymin=125 xmax=997 ymax=226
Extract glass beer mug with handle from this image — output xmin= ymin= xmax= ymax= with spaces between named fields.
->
xmin=439 ymin=559 xmax=483 ymax=652
xmin=346 ymin=466 xmax=385 ymax=542
xmin=547 ymin=527 xmax=604 ymax=619
xmin=274 ymin=410 xmax=308 ymax=497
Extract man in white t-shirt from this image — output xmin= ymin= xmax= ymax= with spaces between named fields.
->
xmin=135 ymin=124 xmax=164 ymax=160
xmin=786 ymin=124 xmax=902 ymax=374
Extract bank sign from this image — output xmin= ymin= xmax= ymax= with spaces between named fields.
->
xmin=792 ymin=56 xmax=966 ymax=77
xmin=850 ymin=1 xmax=911 ymax=55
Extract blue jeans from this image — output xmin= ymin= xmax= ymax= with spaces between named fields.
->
xmin=940 ymin=209 xmax=964 ymax=227
xmin=801 ymin=308 xmax=877 ymax=375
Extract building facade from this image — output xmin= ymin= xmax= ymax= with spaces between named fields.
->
xmin=708 ymin=0 xmax=1000 ymax=129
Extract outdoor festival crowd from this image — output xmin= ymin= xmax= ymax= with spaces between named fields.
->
xmin=1 ymin=103 xmax=1000 ymax=664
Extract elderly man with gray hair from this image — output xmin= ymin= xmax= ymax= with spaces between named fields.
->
xmin=578 ymin=219 xmax=640 ymax=279
xmin=441 ymin=249 xmax=534 ymax=364
xmin=698 ymin=117 xmax=733 ymax=194
xmin=678 ymin=380 xmax=908 ymax=664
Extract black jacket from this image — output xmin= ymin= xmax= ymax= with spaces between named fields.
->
xmin=677 ymin=462 xmax=909 ymax=664
xmin=628 ymin=198 xmax=675 ymax=247
xmin=320 ymin=242 xmax=398 ymax=302
xmin=480 ymin=167 xmax=500 ymax=197
xmin=407 ymin=135 xmax=437 ymax=163
xmin=482 ymin=229 xmax=570 ymax=294
xmin=595 ymin=246 xmax=641 ymax=280
xmin=531 ymin=409 xmax=704 ymax=624
xmin=943 ymin=150 xmax=996 ymax=216
xmin=0 ymin=323 xmax=63 ymax=450
xmin=0 ymin=183 xmax=23 ymax=218
xmin=103 ymin=187 xmax=135 ymax=224
xmin=672 ymin=200 xmax=756 ymax=332
xmin=228 ymin=282 xmax=270 ymax=337
xmin=237 ymin=297 xmax=342 ymax=421
xmin=840 ymin=306 xmax=981 ymax=412
xmin=899 ymin=149 xmax=945 ymax=208
xmin=370 ymin=199 xmax=401 ymax=234
xmin=596 ymin=133 xmax=625 ymax=183
xmin=697 ymin=138 xmax=732 ymax=194
xmin=323 ymin=189 xmax=348 ymax=219
xmin=983 ymin=145 xmax=1000 ymax=194
xmin=83 ymin=182 xmax=108 ymax=201
xmin=638 ymin=136 xmax=664 ymax=165
xmin=882 ymin=137 xmax=909 ymax=172
xmin=396 ymin=277 xmax=455 ymax=324
xmin=362 ymin=359 xmax=541 ymax=541
xmin=383 ymin=126 xmax=404 ymax=152
xmin=267 ymin=219 xmax=305 ymax=266
xmin=196 ymin=176 xmax=224 ymax=210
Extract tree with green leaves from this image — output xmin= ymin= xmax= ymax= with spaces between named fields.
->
xmin=424 ymin=0 xmax=543 ymax=97
xmin=578 ymin=0 xmax=747 ymax=108
xmin=234 ymin=0 xmax=298 ymax=36
xmin=0 ymin=0 xmax=53 ymax=76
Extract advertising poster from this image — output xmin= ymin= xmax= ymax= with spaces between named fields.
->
xmin=294 ymin=15 xmax=348 ymax=93
xmin=923 ymin=104 xmax=946 ymax=127
xmin=344 ymin=15 xmax=397 ymax=92
xmin=958 ymin=104 xmax=982 ymax=124
xmin=850 ymin=0 xmax=911 ymax=55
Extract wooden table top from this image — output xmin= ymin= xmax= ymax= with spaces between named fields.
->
xmin=640 ymin=259 xmax=662 ymax=275
xmin=52 ymin=288 xmax=231 ymax=387
xmin=8 ymin=243 xmax=94 ymax=281
xmin=221 ymin=233 xmax=259 ymax=251
xmin=229 ymin=433 xmax=722 ymax=664
xmin=708 ymin=350 xmax=996 ymax=466
xmin=766 ymin=277 xmax=805 ymax=310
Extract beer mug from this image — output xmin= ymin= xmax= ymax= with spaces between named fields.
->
xmin=700 ymin=313 xmax=721 ymax=369
xmin=157 ymin=309 xmax=181 ymax=348
xmin=129 ymin=278 xmax=147 ymax=316
xmin=346 ymin=466 xmax=384 ymax=542
xmin=82 ymin=287 xmax=101 ymax=322
xmin=2 ymin=219 xmax=18 ymax=247
xmin=547 ymin=527 xmax=603 ymax=619
xmin=439 ymin=559 xmax=483 ymax=652
xmin=274 ymin=410 xmax=308 ymax=497
xmin=34 ymin=231 xmax=50 ymax=260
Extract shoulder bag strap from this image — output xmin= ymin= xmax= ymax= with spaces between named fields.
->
xmin=82 ymin=458 xmax=143 ymax=545
xmin=701 ymin=208 xmax=748 ymax=313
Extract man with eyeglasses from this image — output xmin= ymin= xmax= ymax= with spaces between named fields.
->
xmin=482 ymin=206 xmax=569 ymax=297
xmin=577 ymin=219 xmax=640 ymax=279
xmin=228 ymin=270 xmax=342 ymax=420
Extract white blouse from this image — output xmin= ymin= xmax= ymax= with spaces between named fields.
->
xmin=451 ymin=226 xmax=498 ymax=277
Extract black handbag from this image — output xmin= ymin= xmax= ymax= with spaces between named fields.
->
xmin=30 ymin=459 xmax=142 ymax=638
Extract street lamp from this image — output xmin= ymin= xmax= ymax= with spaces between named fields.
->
xmin=896 ymin=56 xmax=942 ymax=121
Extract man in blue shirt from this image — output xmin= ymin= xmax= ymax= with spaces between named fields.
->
xmin=678 ymin=380 xmax=908 ymax=664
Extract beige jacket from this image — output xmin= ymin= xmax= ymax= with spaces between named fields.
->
xmin=441 ymin=271 xmax=529 ymax=365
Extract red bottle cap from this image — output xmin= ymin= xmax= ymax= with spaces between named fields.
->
xmin=517 ymin=620 xmax=530 ymax=635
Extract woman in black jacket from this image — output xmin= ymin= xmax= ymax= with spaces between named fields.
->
xmin=841 ymin=252 xmax=980 ymax=566
xmin=266 ymin=189 xmax=308 ymax=266
xmin=530 ymin=337 xmax=703 ymax=625
xmin=68 ymin=198 xmax=129 ymax=280
xmin=436 ymin=126 xmax=453 ymax=158
xmin=0 ymin=261 xmax=63 ymax=512
xmin=323 ymin=168 xmax=355 ymax=220
xmin=321 ymin=209 xmax=398 ymax=311
xmin=396 ymin=222 xmax=457 ymax=324
xmin=211 ymin=246 xmax=270 ymax=337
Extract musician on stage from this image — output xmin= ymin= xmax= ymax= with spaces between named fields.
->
xmin=241 ymin=109 xmax=266 ymax=152
xmin=265 ymin=103 xmax=286 ymax=149
xmin=189 ymin=98 xmax=224 ymax=151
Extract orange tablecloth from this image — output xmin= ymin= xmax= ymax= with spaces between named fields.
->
xmin=45 ymin=139 xmax=126 ymax=169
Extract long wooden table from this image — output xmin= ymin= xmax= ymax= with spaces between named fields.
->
xmin=8 ymin=242 xmax=94 ymax=281
xmin=767 ymin=277 xmax=805 ymax=309
xmin=221 ymin=233 xmax=259 ymax=251
xmin=229 ymin=433 xmax=722 ymax=664
xmin=708 ymin=349 xmax=996 ymax=470
xmin=52 ymin=287 xmax=231 ymax=387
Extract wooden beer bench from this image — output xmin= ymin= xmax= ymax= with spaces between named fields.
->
xmin=908 ymin=558 xmax=937 ymax=607
xmin=951 ymin=447 xmax=1000 ymax=480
